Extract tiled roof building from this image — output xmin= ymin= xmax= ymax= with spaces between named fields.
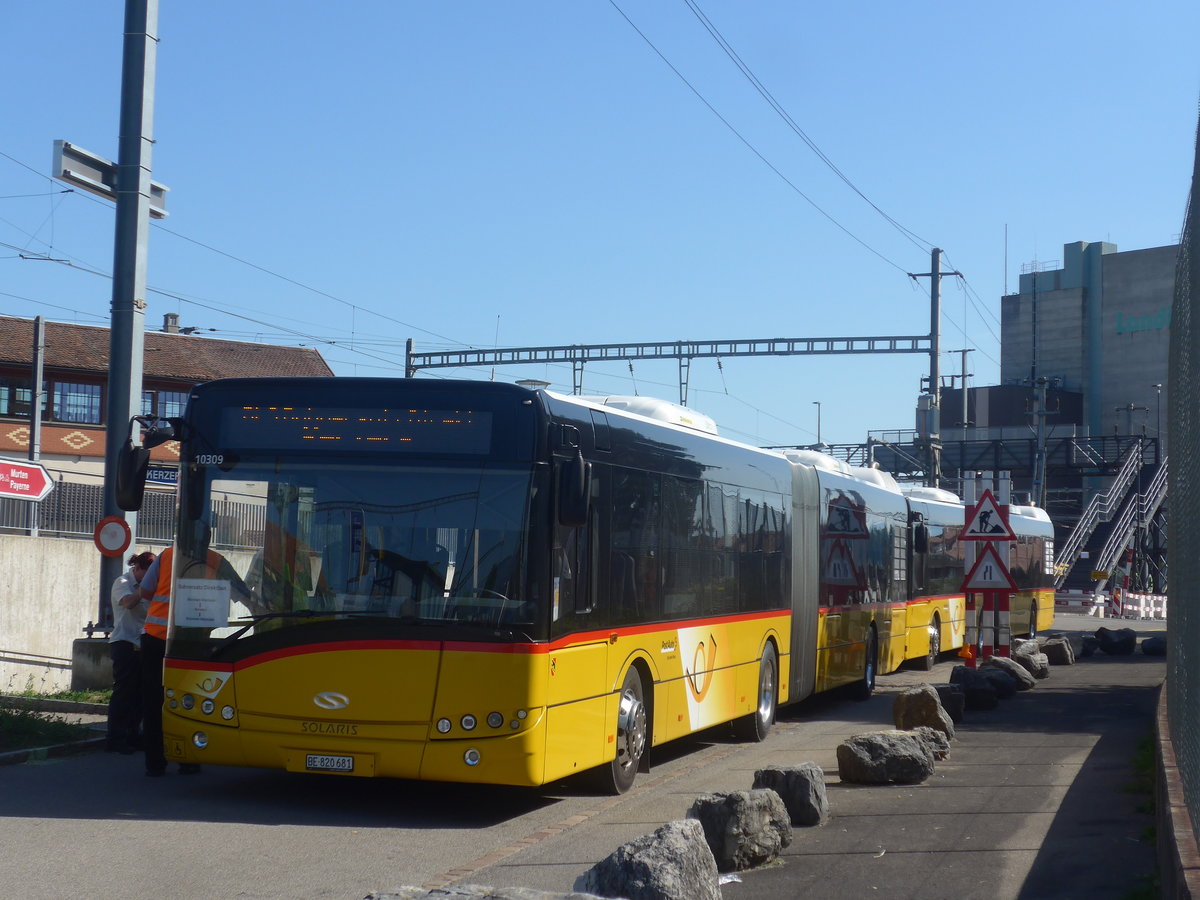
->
xmin=0 ymin=313 xmax=332 ymax=473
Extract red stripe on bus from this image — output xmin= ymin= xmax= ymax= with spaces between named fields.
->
xmin=164 ymin=609 xmax=791 ymax=668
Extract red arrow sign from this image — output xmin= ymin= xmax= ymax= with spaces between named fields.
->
xmin=0 ymin=458 xmax=54 ymax=501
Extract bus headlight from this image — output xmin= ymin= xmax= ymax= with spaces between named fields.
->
xmin=192 ymin=732 xmax=208 ymax=749
xmin=436 ymin=718 xmax=452 ymax=734
xmin=221 ymin=706 xmax=235 ymax=721
xmin=201 ymin=699 xmax=215 ymax=715
xmin=181 ymin=694 xmax=195 ymax=710
xmin=461 ymin=715 xmax=477 ymax=731
xmin=487 ymin=712 xmax=504 ymax=729
xmin=464 ymin=748 xmax=481 ymax=766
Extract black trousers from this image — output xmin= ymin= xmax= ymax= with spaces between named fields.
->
xmin=106 ymin=640 xmax=142 ymax=750
xmin=139 ymin=633 xmax=167 ymax=773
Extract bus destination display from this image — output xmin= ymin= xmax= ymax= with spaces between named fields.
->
xmin=222 ymin=405 xmax=494 ymax=454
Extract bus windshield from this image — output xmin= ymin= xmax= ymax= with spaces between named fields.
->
xmin=170 ymin=458 xmax=540 ymax=654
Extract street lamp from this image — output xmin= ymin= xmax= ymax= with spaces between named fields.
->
xmin=812 ymin=401 xmax=822 ymax=447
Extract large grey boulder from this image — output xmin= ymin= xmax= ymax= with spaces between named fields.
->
xmin=1010 ymin=641 xmax=1051 ymax=678
xmin=976 ymin=665 xmax=1019 ymax=699
xmin=950 ymin=666 xmax=1000 ymax=710
xmin=576 ymin=819 xmax=720 ymax=900
xmin=753 ymin=763 xmax=829 ymax=826
xmin=370 ymin=888 xmax=606 ymax=899
xmin=932 ymin=683 xmax=966 ymax=723
xmin=1096 ymin=627 xmax=1138 ymax=655
xmin=1142 ymin=635 xmax=1167 ymax=656
xmin=893 ymin=683 xmax=955 ymax=739
xmin=687 ymin=789 xmax=792 ymax=872
xmin=1042 ymin=636 xmax=1075 ymax=665
xmin=980 ymin=655 xmax=1037 ymax=690
xmin=909 ymin=725 xmax=951 ymax=760
xmin=837 ymin=730 xmax=935 ymax=785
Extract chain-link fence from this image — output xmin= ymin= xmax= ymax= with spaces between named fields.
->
xmin=1168 ymin=102 xmax=1200 ymax=848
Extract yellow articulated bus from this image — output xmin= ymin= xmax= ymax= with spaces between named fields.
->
xmin=117 ymin=378 xmax=1054 ymax=793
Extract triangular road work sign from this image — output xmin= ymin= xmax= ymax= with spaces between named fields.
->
xmin=962 ymin=542 xmax=1017 ymax=590
xmin=962 ymin=488 xmax=1015 ymax=541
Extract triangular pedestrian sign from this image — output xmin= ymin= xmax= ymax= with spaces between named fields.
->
xmin=962 ymin=542 xmax=1017 ymax=590
xmin=962 ymin=489 xmax=1015 ymax=541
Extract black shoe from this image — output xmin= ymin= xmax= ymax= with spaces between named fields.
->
xmin=178 ymin=763 xmax=201 ymax=775
xmin=145 ymin=767 xmax=166 ymax=777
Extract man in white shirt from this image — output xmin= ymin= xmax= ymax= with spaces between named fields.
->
xmin=107 ymin=550 xmax=154 ymax=754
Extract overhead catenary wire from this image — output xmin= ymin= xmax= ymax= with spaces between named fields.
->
xmin=607 ymin=0 xmax=911 ymax=277
xmin=680 ymin=0 xmax=932 ymax=253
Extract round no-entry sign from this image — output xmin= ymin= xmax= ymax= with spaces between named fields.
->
xmin=94 ymin=516 xmax=132 ymax=558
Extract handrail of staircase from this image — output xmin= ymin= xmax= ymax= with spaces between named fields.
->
xmin=1053 ymin=440 xmax=1146 ymax=588
xmin=1093 ymin=456 xmax=1169 ymax=586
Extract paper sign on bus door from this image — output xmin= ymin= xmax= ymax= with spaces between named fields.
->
xmin=961 ymin=489 xmax=1015 ymax=541
xmin=962 ymin=542 xmax=1017 ymax=590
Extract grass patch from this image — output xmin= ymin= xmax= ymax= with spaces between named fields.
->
xmin=17 ymin=688 xmax=112 ymax=704
xmin=0 ymin=706 xmax=96 ymax=753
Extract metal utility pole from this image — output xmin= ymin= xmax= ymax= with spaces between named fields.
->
xmin=99 ymin=0 xmax=159 ymax=622
xmin=28 ymin=317 xmax=45 ymax=537
xmin=1030 ymin=377 xmax=1049 ymax=509
xmin=812 ymin=400 xmax=822 ymax=447
xmin=909 ymin=248 xmax=959 ymax=489
xmin=952 ymin=348 xmax=973 ymax=440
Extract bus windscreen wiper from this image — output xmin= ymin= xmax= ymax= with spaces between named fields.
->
xmin=210 ymin=610 xmax=327 ymax=657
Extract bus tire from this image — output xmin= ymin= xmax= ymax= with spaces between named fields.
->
xmin=852 ymin=629 xmax=877 ymax=701
xmin=913 ymin=615 xmax=940 ymax=671
xmin=734 ymin=642 xmax=778 ymax=742
xmin=599 ymin=666 xmax=648 ymax=795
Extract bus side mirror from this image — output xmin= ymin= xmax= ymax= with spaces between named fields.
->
xmin=115 ymin=440 xmax=150 ymax=511
xmin=558 ymin=451 xmax=591 ymax=527
xmin=115 ymin=416 xmax=184 ymax=511
xmin=139 ymin=416 xmax=182 ymax=449
xmin=914 ymin=523 xmax=929 ymax=554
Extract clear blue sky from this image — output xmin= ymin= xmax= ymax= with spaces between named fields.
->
xmin=3 ymin=1 xmax=1198 ymax=447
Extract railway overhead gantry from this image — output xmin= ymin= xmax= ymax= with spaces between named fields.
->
xmin=404 ymin=334 xmax=934 ymax=407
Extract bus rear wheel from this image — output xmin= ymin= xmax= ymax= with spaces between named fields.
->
xmin=599 ymin=666 xmax=648 ymax=795
xmin=734 ymin=642 xmax=777 ymax=742
xmin=913 ymin=616 xmax=940 ymax=671
xmin=852 ymin=629 xmax=877 ymax=701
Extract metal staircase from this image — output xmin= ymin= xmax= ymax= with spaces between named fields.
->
xmin=1052 ymin=441 xmax=1146 ymax=590
xmin=1053 ymin=440 xmax=1168 ymax=592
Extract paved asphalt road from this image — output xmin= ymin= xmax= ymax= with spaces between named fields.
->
xmin=0 ymin=614 xmax=1167 ymax=900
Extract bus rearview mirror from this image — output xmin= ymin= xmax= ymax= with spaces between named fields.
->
xmin=558 ymin=452 xmax=591 ymax=527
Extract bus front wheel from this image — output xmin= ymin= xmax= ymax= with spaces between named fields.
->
xmin=735 ymin=642 xmax=778 ymax=742
xmin=600 ymin=667 xmax=648 ymax=795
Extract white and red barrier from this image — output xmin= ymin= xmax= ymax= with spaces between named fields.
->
xmin=1054 ymin=590 xmax=1168 ymax=620
xmin=1110 ymin=590 xmax=1168 ymax=620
